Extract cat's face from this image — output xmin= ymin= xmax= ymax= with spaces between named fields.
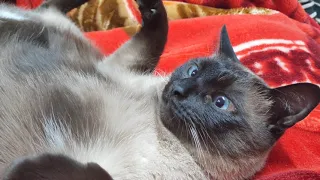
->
xmin=160 ymin=25 xmax=320 ymax=177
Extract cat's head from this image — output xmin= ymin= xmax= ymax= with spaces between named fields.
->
xmin=160 ymin=25 xmax=320 ymax=179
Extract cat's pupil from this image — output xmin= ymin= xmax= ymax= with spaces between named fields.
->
xmin=191 ymin=70 xmax=198 ymax=76
xmin=187 ymin=65 xmax=199 ymax=77
xmin=215 ymin=96 xmax=226 ymax=108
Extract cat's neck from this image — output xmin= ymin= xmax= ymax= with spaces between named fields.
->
xmin=152 ymin=115 xmax=209 ymax=179
xmin=182 ymin=141 xmax=270 ymax=180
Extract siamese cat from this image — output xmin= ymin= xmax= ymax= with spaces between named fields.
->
xmin=0 ymin=0 xmax=320 ymax=180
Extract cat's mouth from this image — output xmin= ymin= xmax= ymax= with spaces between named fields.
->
xmin=161 ymin=95 xmax=201 ymax=138
xmin=170 ymin=99 xmax=196 ymax=124
xmin=161 ymin=98 xmax=217 ymax=163
xmin=162 ymin=95 xmax=186 ymax=122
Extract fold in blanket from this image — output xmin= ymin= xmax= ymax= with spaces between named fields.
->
xmin=16 ymin=0 xmax=320 ymax=30
xmin=66 ymin=0 xmax=277 ymax=32
xmin=13 ymin=0 xmax=320 ymax=180
xmin=171 ymin=0 xmax=320 ymax=28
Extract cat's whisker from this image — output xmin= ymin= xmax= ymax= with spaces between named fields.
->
xmin=183 ymin=119 xmax=191 ymax=144
xmin=197 ymin=121 xmax=224 ymax=164
xmin=182 ymin=104 xmax=214 ymax=168
xmin=171 ymin=101 xmax=190 ymax=141
xmin=187 ymin=118 xmax=206 ymax=169
xmin=197 ymin=127 xmax=211 ymax=172
xmin=172 ymin=112 xmax=184 ymax=139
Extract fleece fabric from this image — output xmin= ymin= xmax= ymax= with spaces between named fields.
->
xmin=14 ymin=0 xmax=320 ymax=179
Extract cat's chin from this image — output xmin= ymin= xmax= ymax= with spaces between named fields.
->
xmin=160 ymin=98 xmax=181 ymax=131
xmin=182 ymin=143 xmax=271 ymax=180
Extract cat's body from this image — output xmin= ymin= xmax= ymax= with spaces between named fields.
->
xmin=1 ymin=0 xmax=320 ymax=180
xmin=0 ymin=1 xmax=207 ymax=179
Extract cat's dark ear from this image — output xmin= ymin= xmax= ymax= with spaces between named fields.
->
xmin=215 ymin=25 xmax=239 ymax=62
xmin=268 ymin=83 xmax=320 ymax=135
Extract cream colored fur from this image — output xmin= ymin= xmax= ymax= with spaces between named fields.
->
xmin=0 ymin=3 xmax=271 ymax=180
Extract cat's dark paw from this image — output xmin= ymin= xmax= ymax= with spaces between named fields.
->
xmin=135 ymin=0 xmax=166 ymax=25
xmin=3 ymin=153 xmax=113 ymax=180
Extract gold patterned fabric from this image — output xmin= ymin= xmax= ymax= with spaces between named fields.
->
xmin=67 ymin=0 xmax=274 ymax=32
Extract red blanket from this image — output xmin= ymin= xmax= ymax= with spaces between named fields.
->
xmin=14 ymin=0 xmax=320 ymax=179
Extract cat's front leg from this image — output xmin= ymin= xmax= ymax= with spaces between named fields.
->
xmin=3 ymin=153 xmax=113 ymax=180
xmin=102 ymin=0 xmax=168 ymax=74
xmin=39 ymin=0 xmax=89 ymax=13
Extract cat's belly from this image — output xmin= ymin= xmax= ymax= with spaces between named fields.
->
xmin=68 ymin=127 xmax=208 ymax=180
xmin=61 ymin=108 xmax=207 ymax=179
xmin=64 ymin=89 xmax=209 ymax=179
xmin=76 ymin=124 xmax=207 ymax=179
xmin=66 ymin=121 xmax=159 ymax=179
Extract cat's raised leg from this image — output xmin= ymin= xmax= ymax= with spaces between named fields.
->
xmin=103 ymin=0 xmax=168 ymax=74
xmin=39 ymin=0 xmax=89 ymax=14
xmin=3 ymin=153 xmax=113 ymax=180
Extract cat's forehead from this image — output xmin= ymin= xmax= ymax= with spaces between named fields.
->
xmin=175 ymin=56 xmax=250 ymax=79
xmin=200 ymin=56 xmax=240 ymax=70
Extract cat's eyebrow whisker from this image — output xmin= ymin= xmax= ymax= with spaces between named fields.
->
xmin=217 ymin=69 xmax=251 ymax=82
xmin=217 ymin=71 xmax=230 ymax=81
xmin=154 ymin=69 xmax=169 ymax=79
xmin=161 ymin=52 xmax=208 ymax=58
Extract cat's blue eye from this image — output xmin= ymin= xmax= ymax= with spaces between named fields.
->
xmin=214 ymin=96 xmax=230 ymax=110
xmin=187 ymin=64 xmax=198 ymax=77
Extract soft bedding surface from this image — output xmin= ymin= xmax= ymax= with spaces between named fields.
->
xmin=13 ymin=0 xmax=320 ymax=179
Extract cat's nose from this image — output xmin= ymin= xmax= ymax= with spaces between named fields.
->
xmin=171 ymin=80 xmax=195 ymax=98
xmin=172 ymin=85 xmax=187 ymax=97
